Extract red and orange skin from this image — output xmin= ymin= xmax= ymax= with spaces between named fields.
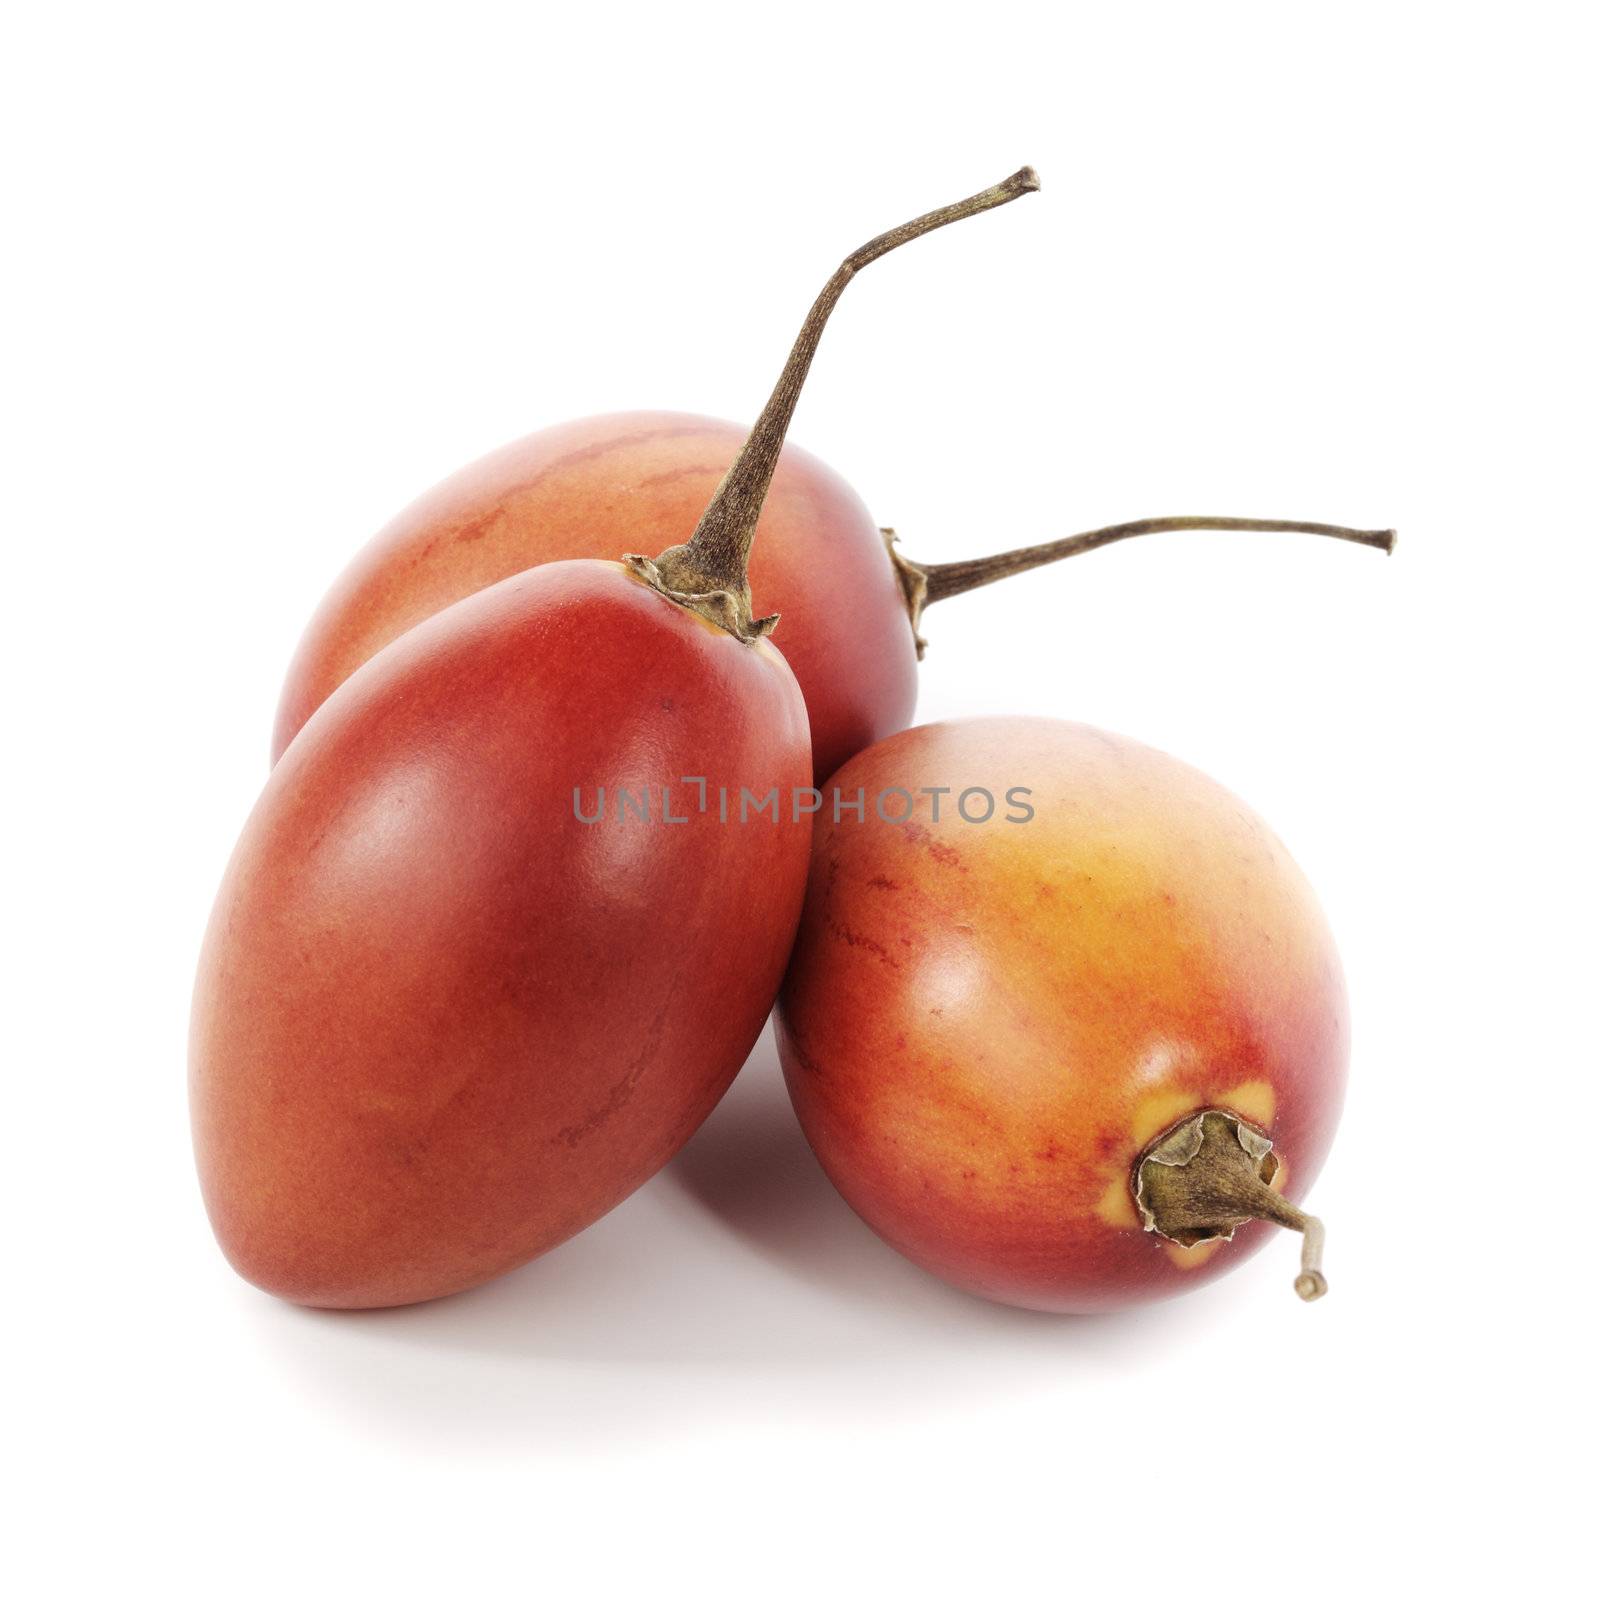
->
xmin=194 ymin=560 xmax=811 ymax=1309
xmin=776 ymin=717 xmax=1347 ymax=1313
xmin=272 ymin=412 xmax=919 ymax=786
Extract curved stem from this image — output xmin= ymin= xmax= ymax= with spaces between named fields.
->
xmin=1225 ymin=1176 xmax=1329 ymax=1303
xmin=923 ymin=515 xmax=1395 ymax=605
xmin=633 ymin=168 xmax=1039 ymax=640
xmin=885 ymin=516 xmax=1394 ymax=657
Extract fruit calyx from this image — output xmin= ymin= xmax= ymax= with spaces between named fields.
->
xmin=884 ymin=517 xmax=1397 ymax=659
xmin=1134 ymin=1108 xmax=1328 ymax=1301
xmin=623 ymin=548 xmax=777 ymax=642
xmin=626 ymin=166 xmax=1040 ymax=643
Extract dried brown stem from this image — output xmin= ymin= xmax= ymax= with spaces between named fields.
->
xmin=1134 ymin=1109 xmax=1329 ymax=1302
xmin=627 ymin=167 xmax=1040 ymax=641
xmin=887 ymin=516 xmax=1395 ymax=657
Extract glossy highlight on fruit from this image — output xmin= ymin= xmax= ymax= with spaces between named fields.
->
xmin=775 ymin=717 xmax=1347 ymax=1312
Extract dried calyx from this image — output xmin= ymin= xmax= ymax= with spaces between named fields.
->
xmin=1135 ymin=1109 xmax=1328 ymax=1301
xmin=886 ymin=518 xmax=1398 ymax=658
xmin=627 ymin=167 xmax=1041 ymax=642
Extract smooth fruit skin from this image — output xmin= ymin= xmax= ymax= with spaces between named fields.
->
xmin=272 ymin=412 xmax=920 ymax=785
xmin=775 ymin=717 xmax=1347 ymax=1313
xmin=193 ymin=560 xmax=811 ymax=1308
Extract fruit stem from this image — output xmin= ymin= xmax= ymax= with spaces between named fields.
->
xmin=886 ymin=516 xmax=1396 ymax=657
xmin=627 ymin=167 xmax=1040 ymax=641
xmin=1134 ymin=1109 xmax=1328 ymax=1302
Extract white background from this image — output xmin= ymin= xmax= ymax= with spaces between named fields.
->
xmin=6 ymin=3 xmax=1595 ymax=1594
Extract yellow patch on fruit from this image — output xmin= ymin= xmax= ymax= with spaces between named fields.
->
xmin=1165 ymin=1238 xmax=1224 ymax=1270
xmin=1217 ymin=1079 xmax=1276 ymax=1129
xmin=1129 ymin=1088 xmax=1205 ymax=1149
xmin=1094 ymin=1172 xmax=1139 ymax=1229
